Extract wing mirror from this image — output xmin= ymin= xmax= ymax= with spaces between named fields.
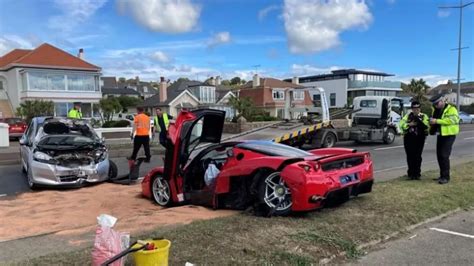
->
xmin=19 ymin=138 xmax=29 ymax=146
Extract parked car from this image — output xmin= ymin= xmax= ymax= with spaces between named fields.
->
xmin=19 ymin=117 xmax=117 ymax=189
xmin=0 ymin=117 xmax=27 ymax=140
xmin=141 ymin=109 xmax=374 ymax=216
xmin=458 ymin=111 xmax=473 ymax=124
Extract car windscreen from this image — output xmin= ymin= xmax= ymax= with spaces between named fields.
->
xmin=237 ymin=141 xmax=312 ymax=157
xmin=38 ymin=135 xmax=97 ymax=146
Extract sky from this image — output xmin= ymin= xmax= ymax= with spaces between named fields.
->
xmin=0 ymin=0 xmax=473 ymax=86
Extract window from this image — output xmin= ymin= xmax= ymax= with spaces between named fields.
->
xmin=330 ymin=93 xmax=336 ymax=106
xmin=67 ymin=75 xmax=96 ymax=91
xmin=29 ymin=72 xmax=49 ymax=90
xmin=0 ymin=80 xmax=3 ymax=90
xmin=313 ymin=94 xmax=321 ymax=107
xmin=272 ymin=90 xmax=285 ymax=100
xmin=293 ymin=91 xmax=304 ymax=101
xmin=54 ymin=102 xmax=69 ymax=117
xmin=360 ymin=100 xmax=377 ymax=108
xmin=199 ymin=87 xmax=216 ymax=103
xmin=374 ymin=90 xmax=389 ymax=96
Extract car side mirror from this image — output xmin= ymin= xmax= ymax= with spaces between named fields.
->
xmin=19 ymin=138 xmax=29 ymax=146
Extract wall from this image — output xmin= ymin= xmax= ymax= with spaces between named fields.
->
xmin=300 ymin=78 xmax=348 ymax=108
xmin=223 ymin=121 xmax=278 ymax=134
xmin=169 ymin=92 xmax=199 ymax=117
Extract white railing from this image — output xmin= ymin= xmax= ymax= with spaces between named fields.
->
xmin=94 ymin=127 xmax=132 ymax=138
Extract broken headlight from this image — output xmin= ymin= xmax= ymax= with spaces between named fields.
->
xmin=33 ymin=151 xmax=58 ymax=165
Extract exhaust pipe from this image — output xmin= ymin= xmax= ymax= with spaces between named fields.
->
xmin=309 ymin=195 xmax=325 ymax=203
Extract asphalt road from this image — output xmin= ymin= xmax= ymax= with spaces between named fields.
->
xmin=0 ymin=124 xmax=473 ymax=197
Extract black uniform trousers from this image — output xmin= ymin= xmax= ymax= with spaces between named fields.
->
xmin=131 ymin=135 xmax=151 ymax=160
xmin=436 ymin=135 xmax=456 ymax=180
xmin=403 ymin=134 xmax=426 ymax=178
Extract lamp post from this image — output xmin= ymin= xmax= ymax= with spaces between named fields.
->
xmin=439 ymin=0 xmax=473 ymax=109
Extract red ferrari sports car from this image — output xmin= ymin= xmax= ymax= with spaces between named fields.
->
xmin=142 ymin=109 xmax=373 ymax=216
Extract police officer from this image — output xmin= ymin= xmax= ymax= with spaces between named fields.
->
xmin=154 ymin=108 xmax=172 ymax=148
xmin=130 ymin=107 xmax=151 ymax=162
xmin=67 ymin=102 xmax=82 ymax=119
xmin=429 ymin=94 xmax=459 ymax=184
xmin=399 ymin=100 xmax=429 ymax=180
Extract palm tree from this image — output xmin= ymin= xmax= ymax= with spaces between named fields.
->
xmin=404 ymin=78 xmax=430 ymax=101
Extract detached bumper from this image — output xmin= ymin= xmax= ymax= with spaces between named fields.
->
xmin=30 ymin=159 xmax=110 ymax=186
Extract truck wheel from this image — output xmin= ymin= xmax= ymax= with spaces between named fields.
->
xmin=322 ymin=133 xmax=336 ymax=148
xmin=383 ymin=128 xmax=396 ymax=144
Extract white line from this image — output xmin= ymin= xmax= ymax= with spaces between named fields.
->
xmin=464 ymin=137 xmax=474 ymax=140
xmin=0 ymin=194 xmax=7 ymax=197
xmin=430 ymin=228 xmax=474 ymax=239
xmin=374 ymin=145 xmax=404 ymax=151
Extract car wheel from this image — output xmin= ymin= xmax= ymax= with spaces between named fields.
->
xmin=151 ymin=175 xmax=173 ymax=207
xmin=256 ymin=171 xmax=292 ymax=216
xmin=27 ymin=166 xmax=38 ymax=190
xmin=383 ymin=128 xmax=396 ymax=144
xmin=322 ymin=132 xmax=336 ymax=148
xmin=108 ymin=160 xmax=118 ymax=179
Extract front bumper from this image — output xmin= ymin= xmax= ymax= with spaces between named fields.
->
xmin=29 ymin=159 xmax=110 ymax=186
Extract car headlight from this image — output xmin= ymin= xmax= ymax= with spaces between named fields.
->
xmin=33 ymin=151 xmax=57 ymax=164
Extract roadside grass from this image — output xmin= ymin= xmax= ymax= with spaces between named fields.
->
xmin=17 ymin=162 xmax=474 ymax=265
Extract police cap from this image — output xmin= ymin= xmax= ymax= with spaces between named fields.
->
xmin=429 ymin=94 xmax=444 ymax=104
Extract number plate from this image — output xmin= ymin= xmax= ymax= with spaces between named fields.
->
xmin=339 ymin=173 xmax=358 ymax=184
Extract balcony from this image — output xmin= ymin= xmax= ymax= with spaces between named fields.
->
xmin=348 ymin=80 xmax=401 ymax=89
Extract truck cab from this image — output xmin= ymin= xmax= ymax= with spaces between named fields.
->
xmin=352 ymin=96 xmax=404 ymax=133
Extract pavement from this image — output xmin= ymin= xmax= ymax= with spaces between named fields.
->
xmin=349 ymin=208 xmax=474 ymax=265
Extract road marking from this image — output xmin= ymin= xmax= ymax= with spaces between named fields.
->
xmin=0 ymin=194 xmax=7 ymax=197
xmin=430 ymin=228 xmax=474 ymax=239
xmin=374 ymin=145 xmax=403 ymax=151
xmin=464 ymin=137 xmax=474 ymax=140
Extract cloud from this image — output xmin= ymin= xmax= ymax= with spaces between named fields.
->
xmin=0 ymin=35 xmax=36 ymax=56
xmin=48 ymin=0 xmax=108 ymax=32
xmin=117 ymin=0 xmax=201 ymax=33
xmin=258 ymin=5 xmax=281 ymax=20
xmin=208 ymin=32 xmax=231 ymax=48
xmin=283 ymin=0 xmax=373 ymax=54
xmin=290 ymin=64 xmax=343 ymax=76
xmin=151 ymin=51 xmax=172 ymax=63
xmin=392 ymin=74 xmax=453 ymax=87
xmin=437 ymin=10 xmax=451 ymax=18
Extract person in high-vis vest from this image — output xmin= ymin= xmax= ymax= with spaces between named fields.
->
xmin=154 ymin=108 xmax=172 ymax=148
xmin=429 ymin=94 xmax=459 ymax=184
xmin=67 ymin=102 xmax=82 ymax=119
xmin=130 ymin=107 xmax=151 ymax=162
xmin=399 ymin=100 xmax=430 ymax=180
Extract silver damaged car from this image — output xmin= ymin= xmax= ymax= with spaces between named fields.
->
xmin=19 ymin=117 xmax=118 ymax=189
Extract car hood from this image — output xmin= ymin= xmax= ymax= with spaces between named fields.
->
xmin=37 ymin=134 xmax=101 ymax=151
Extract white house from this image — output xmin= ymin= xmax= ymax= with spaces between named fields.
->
xmin=0 ymin=43 xmax=102 ymax=118
xmin=285 ymin=69 xmax=402 ymax=108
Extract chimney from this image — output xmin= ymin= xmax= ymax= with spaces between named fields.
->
xmin=78 ymin=48 xmax=84 ymax=59
xmin=292 ymin=76 xmax=299 ymax=85
xmin=159 ymin=76 xmax=167 ymax=102
xmin=216 ymin=76 xmax=221 ymax=86
xmin=252 ymin=74 xmax=260 ymax=88
xmin=209 ymin=77 xmax=215 ymax=86
xmin=135 ymin=76 xmax=140 ymax=84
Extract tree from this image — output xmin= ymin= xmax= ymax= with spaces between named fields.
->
xmin=16 ymin=100 xmax=54 ymax=124
xmin=99 ymin=98 xmax=122 ymax=121
xmin=221 ymin=80 xmax=231 ymax=86
xmin=230 ymin=77 xmax=241 ymax=85
xmin=117 ymin=96 xmax=143 ymax=113
xmin=118 ymin=77 xmax=126 ymax=83
xmin=228 ymin=95 xmax=255 ymax=120
xmin=404 ymin=78 xmax=430 ymax=101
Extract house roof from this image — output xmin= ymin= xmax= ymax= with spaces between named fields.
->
xmin=428 ymin=82 xmax=474 ymax=95
xmin=284 ymin=69 xmax=394 ymax=83
xmin=0 ymin=43 xmax=100 ymax=71
xmin=101 ymin=77 xmax=118 ymax=88
xmin=102 ymin=87 xmax=140 ymax=96
xmin=240 ymin=77 xmax=304 ymax=89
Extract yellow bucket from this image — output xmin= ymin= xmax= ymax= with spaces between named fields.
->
xmin=132 ymin=239 xmax=171 ymax=266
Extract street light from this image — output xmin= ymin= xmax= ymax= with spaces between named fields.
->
xmin=439 ymin=0 xmax=474 ymax=109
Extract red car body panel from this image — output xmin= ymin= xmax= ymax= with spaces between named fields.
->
xmin=141 ymin=109 xmax=374 ymax=214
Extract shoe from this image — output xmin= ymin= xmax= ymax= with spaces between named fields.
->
xmin=432 ymin=177 xmax=441 ymax=181
xmin=438 ymin=178 xmax=449 ymax=184
xmin=144 ymin=157 xmax=151 ymax=163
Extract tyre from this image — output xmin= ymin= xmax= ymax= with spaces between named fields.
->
xmin=322 ymin=132 xmax=336 ymax=148
xmin=256 ymin=171 xmax=292 ymax=216
xmin=383 ymin=128 xmax=396 ymax=144
xmin=27 ymin=166 xmax=38 ymax=190
xmin=108 ymin=160 xmax=118 ymax=179
xmin=151 ymin=175 xmax=173 ymax=207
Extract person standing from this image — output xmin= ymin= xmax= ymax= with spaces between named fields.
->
xmin=130 ymin=107 xmax=151 ymax=162
xmin=67 ymin=102 xmax=82 ymax=119
xmin=429 ymin=94 xmax=459 ymax=184
xmin=154 ymin=108 xmax=172 ymax=148
xmin=399 ymin=101 xmax=429 ymax=180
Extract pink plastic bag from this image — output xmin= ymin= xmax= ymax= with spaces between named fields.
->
xmin=91 ymin=225 xmax=125 ymax=266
